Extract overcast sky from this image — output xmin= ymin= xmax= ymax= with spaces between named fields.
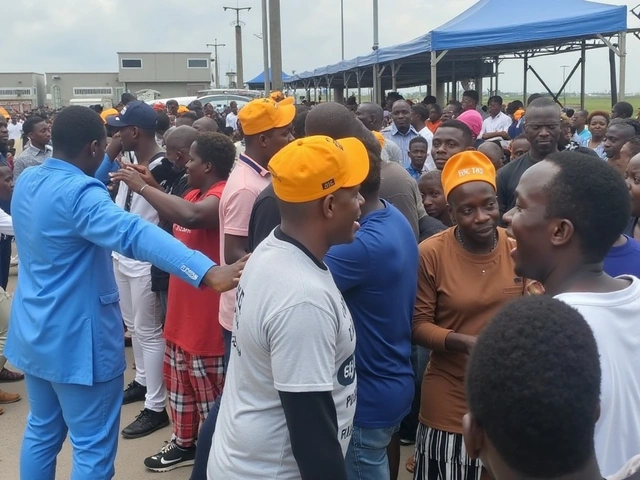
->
xmin=3 ymin=0 xmax=639 ymax=94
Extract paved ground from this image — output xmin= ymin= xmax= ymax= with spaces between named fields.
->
xmin=0 ymin=269 xmax=415 ymax=479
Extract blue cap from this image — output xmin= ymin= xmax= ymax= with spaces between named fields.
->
xmin=106 ymin=101 xmax=157 ymax=130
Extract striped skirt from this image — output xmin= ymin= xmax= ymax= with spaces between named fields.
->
xmin=413 ymin=423 xmax=483 ymax=480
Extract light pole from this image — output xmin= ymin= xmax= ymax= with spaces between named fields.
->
xmin=372 ymin=0 xmax=380 ymax=103
xmin=269 ymin=0 xmax=283 ymax=92
xmin=206 ymin=39 xmax=226 ymax=88
xmin=261 ymin=0 xmax=270 ymax=94
xmin=224 ymin=5 xmax=252 ymax=88
xmin=340 ymin=0 xmax=345 ymax=61
xmin=373 ymin=0 xmax=379 ymax=51
xmin=561 ymin=65 xmax=570 ymax=105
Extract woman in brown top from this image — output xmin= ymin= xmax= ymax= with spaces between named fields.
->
xmin=411 ymin=151 xmax=525 ymax=480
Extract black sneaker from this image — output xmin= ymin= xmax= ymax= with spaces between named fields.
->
xmin=121 ymin=408 xmax=170 ymax=439
xmin=122 ymin=380 xmax=146 ymax=405
xmin=144 ymin=440 xmax=196 ymax=472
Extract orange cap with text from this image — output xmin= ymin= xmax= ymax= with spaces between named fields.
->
xmin=441 ymin=151 xmax=496 ymax=199
xmin=268 ymin=135 xmax=370 ymax=203
xmin=238 ymin=97 xmax=295 ymax=136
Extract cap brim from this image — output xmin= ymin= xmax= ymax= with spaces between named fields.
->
xmin=275 ymin=98 xmax=296 ymax=129
xmin=337 ymin=138 xmax=370 ymax=189
xmin=105 ymin=115 xmax=130 ymax=128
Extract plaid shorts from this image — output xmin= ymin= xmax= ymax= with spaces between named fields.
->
xmin=163 ymin=342 xmax=224 ymax=448
xmin=413 ymin=423 xmax=483 ymax=480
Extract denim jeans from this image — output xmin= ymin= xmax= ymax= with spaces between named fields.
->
xmin=190 ymin=328 xmax=231 ymax=480
xmin=345 ymin=424 xmax=401 ymax=480
xmin=399 ymin=345 xmax=430 ymax=442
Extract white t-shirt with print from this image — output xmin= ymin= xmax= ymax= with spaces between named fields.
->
xmin=555 ymin=276 xmax=640 ymax=477
xmin=208 ymin=230 xmax=357 ymax=480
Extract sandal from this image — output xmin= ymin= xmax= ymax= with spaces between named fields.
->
xmin=405 ymin=455 xmax=415 ymax=474
xmin=0 ymin=368 xmax=24 ymax=382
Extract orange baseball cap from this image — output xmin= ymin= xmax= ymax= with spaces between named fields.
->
xmin=238 ymin=97 xmax=295 ymax=136
xmin=177 ymin=105 xmax=190 ymax=115
xmin=372 ymin=131 xmax=385 ymax=148
xmin=270 ymin=91 xmax=285 ymax=102
xmin=441 ymin=151 xmax=496 ymax=199
xmin=100 ymin=108 xmax=119 ymax=124
xmin=269 ymin=135 xmax=370 ymax=203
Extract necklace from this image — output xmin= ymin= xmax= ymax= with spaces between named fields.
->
xmin=456 ymin=227 xmax=498 ymax=254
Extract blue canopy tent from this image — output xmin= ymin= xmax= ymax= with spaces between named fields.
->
xmin=246 ymin=68 xmax=293 ymax=89
xmin=290 ymin=0 xmax=633 ymax=107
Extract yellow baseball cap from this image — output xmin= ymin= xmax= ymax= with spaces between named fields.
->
xmin=100 ymin=108 xmax=119 ymax=124
xmin=270 ymin=91 xmax=285 ymax=102
xmin=442 ymin=150 xmax=496 ymax=199
xmin=269 ymin=135 xmax=370 ymax=203
xmin=372 ymin=130 xmax=386 ymax=147
xmin=239 ymin=97 xmax=295 ymax=136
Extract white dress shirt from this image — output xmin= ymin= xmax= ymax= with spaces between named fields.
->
xmin=480 ymin=111 xmax=512 ymax=148
xmin=418 ymin=127 xmax=437 ymax=172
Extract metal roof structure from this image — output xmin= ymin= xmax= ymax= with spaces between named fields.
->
xmin=288 ymin=0 xmax=632 ymax=106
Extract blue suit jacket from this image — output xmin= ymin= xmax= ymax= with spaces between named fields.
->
xmin=5 ymin=158 xmax=215 ymax=385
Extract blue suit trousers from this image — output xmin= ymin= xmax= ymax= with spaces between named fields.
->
xmin=21 ymin=373 xmax=124 ymax=480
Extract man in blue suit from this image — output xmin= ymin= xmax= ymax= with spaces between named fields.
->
xmin=4 ymin=106 xmax=246 ymax=480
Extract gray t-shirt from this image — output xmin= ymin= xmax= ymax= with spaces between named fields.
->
xmin=208 ymin=229 xmax=357 ymax=480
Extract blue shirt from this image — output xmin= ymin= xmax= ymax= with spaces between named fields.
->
xmin=406 ymin=165 xmax=424 ymax=181
xmin=6 ymin=158 xmax=215 ymax=385
xmin=325 ymin=200 xmax=416 ymax=428
xmin=94 ymin=153 xmax=119 ymax=184
xmin=508 ymin=119 xmax=523 ymax=140
xmin=382 ymin=124 xmax=419 ymax=169
xmin=589 ymin=141 xmax=607 ymax=160
xmin=604 ymin=235 xmax=640 ymax=278
xmin=573 ymin=127 xmax=592 ymax=146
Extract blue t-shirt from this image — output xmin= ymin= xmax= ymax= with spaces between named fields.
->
xmin=604 ymin=235 xmax=640 ymax=278
xmin=325 ymin=200 xmax=417 ymax=429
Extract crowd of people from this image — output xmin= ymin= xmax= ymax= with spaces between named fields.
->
xmin=0 ymin=86 xmax=639 ymax=480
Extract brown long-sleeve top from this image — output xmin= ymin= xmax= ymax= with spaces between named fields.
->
xmin=412 ymin=227 xmax=525 ymax=434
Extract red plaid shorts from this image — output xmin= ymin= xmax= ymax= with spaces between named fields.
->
xmin=163 ymin=342 xmax=224 ymax=448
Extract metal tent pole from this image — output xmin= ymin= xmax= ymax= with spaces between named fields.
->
xmin=619 ymin=30 xmax=627 ymax=101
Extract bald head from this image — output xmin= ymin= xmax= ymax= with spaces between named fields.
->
xmin=478 ymin=141 xmax=504 ymax=171
xmin=193 ymin=116 xmax=219 ymax=133
xmin=305 ymin=102 xmax=361 ymax=139
xmin=162 ymin=126 xmax=176 ymax=145
xmin=356 ymin=102 xmax=385 ymax=131
xmin=166 ymin=125 xmax=199 ymax=150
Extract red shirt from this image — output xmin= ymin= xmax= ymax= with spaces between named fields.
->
xmin=164 ymin=181 xmax=226 ymax=356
